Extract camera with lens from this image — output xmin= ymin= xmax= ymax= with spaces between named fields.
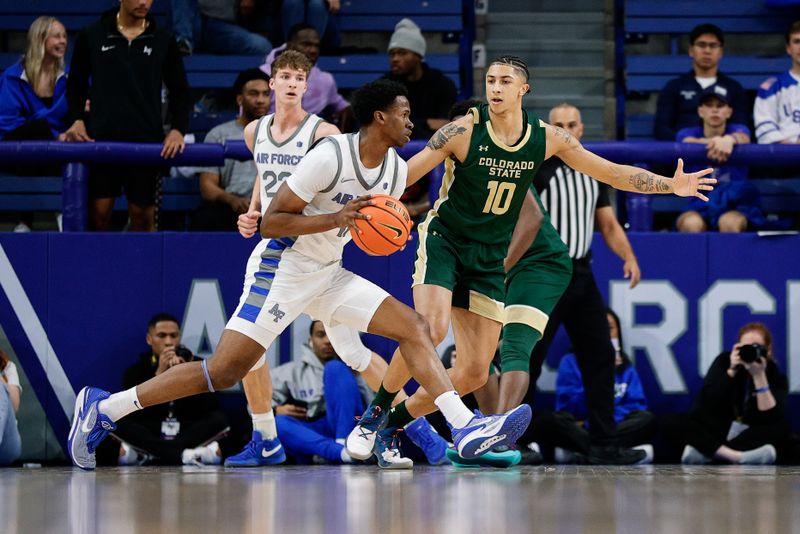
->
xmin=739 ymin=343 xmax=767 ymax=364
xmin=174 ymin=344 xmax=194 ymax=362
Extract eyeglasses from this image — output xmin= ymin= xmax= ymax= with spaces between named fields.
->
xmin=693 ymin=41 xmax=721 ymax=50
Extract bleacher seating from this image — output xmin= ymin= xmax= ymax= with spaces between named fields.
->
xmin=0 ymin=0 xmax=167 ymax=32
xmin=625 ymin=1 xmax=790 ymax=36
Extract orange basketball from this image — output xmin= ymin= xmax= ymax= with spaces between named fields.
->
xmin=351 ymin=195 xmax=412 ymax=256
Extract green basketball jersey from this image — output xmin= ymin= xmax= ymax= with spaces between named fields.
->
xmin=430 ymin=103 xmax=546 ymax=246
xmin=521 ymin=185 xmax=570 ymax=263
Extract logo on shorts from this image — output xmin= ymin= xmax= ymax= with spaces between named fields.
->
xmin=268 ymin=303 xmax=285 ymax=323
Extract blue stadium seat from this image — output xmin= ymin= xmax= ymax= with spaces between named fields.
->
xmin=625 ymin=1 xmax=789 ymax=35
xmin=339 ymin=0 xmax=462 ymax=31
xmin=0 ymin=0 xmax=168 ymax=31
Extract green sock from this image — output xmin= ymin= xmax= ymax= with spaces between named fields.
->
xmin=387 ymin=400 xmax=415 ymax=429
xmin=372 ymin=384 xmax=399 ymax=412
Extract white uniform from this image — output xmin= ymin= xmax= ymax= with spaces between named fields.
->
xmin=754 ymin=71 xmax=800 ymax=144
xmin=227 ymin=131 xmax=407 ymax=371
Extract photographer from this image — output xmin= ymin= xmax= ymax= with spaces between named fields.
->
xmin=662 ymin=322 xmax=790 ymax=464
xmin=99 ymin=313 xmax=230 ymax=466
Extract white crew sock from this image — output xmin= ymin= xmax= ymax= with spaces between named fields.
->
xmin=98 ymin=387 xmax=142 ymax=422
xmin=252 ymin=410 xmax=277 ymax=440
xmin=434 ymin=391 xmax=474 ymax=429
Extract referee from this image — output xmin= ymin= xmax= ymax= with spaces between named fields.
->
xmin=530 ymin=103 xmax=644 ymax=464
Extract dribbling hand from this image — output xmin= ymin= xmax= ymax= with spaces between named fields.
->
xmin=238 ymin=210 xmax=260 ymax=238
xmin=672 ymin=158 xmax=716 ymax=201
xmin=334 ymin=195 xmax=374 ymax=235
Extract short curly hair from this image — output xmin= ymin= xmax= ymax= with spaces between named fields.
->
xmin=271 ymin=49 xmax=312 ymax=76
xmin=351 ymin=79 xmax=408 ymax=126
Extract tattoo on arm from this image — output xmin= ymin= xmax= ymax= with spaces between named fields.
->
xmin=426 ymin=123 xmax=467 ymax=150
xmin=551 ymin=126 xmax=573 ymax=145
xmin=628 ymin=172 xmax=670 ymax=192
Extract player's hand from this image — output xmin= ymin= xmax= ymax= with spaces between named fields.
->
xmin=238 ymin=210 xmax=261 ymax=238
xmin=706 ymin=135 xmax=735 ymax=163
xmin=275 ymin=404 xmax=308 ymax=418
xmin=335 ymin=195 xmax=373 ymax=235
xmin=161 ymin=129 xmax=185 ymax=159
xmin=623 ymin=256 xmax=641 ymax=288
xmin=672 ymin=158 xmax=716 ymax=201
xmin=328 ymin=0 xmax=341 ymax=12
xmin=64 ymin=120 xmax=94 ymax=142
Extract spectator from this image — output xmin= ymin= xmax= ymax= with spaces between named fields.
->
xmin=271 ymin=320 xmax=372 ymax=464
xmin=0 ymin=16 xmax=69 ymax=142
xmin=170 ymin=0 xmax=273 ymax=56
xmin=191 ymin=68 xmax=270 ymax=231
xmin=65 ymin=0 xmax=191 ymax=232
xmin=106 ymin=313 xmax=230 ymax=466
xmin=662 ymin=322 xmax=790 ymax=465
xmin=754 ymin=20 xmax=800 ymax=144
xmin=0 ymin=350 xmax=22 ymax=466
xmin=543 ymin=308 xmax=655 ymax=464
xmin=261 ymin=24 xmax=353 ymax=130
xmin=525 ymin=103 xmax=646 ymax=465
xmin=0 ymin=16 xmax=69 ymax=232
xmin=382 ymin=18 xmax=457 ymax=140
xmin=281 ymin=0 xmax=339 ymax=44
xmin=654 ymin=24 xmax=748 ymax=140
xmin=676 ymin=90 xmax=762 ymax=232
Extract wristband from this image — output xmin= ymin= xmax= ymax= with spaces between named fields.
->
xmin=754 ymin=386 xmax=770 ymax=394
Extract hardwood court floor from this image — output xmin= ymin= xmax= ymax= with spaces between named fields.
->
xmin=2 ymin=465 xmax=800 ymax=534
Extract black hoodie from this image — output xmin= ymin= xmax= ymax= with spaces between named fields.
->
xmin=67 ymin=9 xmax=189 ymax=142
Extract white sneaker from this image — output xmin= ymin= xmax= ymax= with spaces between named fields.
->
xmin=681 ymin=445 xmax=711 ymax=465
xmin=13 ymin=222 xmax=31 ymax=233
xmin=183 ymin=441 xmax=221 ymax=465
xmin=555 ymin=447 xmax=577 ymax=464
xmin=632 ymin=444 xmax=654 ymax=465
xmin=118 ymin=441 xmax=151 ymax=466
xmin=739 ymin=444 xmax=777 ymax=465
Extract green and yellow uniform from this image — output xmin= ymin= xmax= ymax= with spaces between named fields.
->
xmin=413 ymin=103 xmax=546 ymax=322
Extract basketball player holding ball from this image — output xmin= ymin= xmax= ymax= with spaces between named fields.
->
xmin=68 ymin=78 xmax=532 ymax=470
xmin=348 ymin=56 xmax=715 ymax=464
xmin=226 ymin=51 xmax=447 ymax=468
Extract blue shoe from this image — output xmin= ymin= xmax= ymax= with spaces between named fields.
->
xmin=445 ymin=447 xmax=522 ymax=468
xmin=224 ymin=431 xmax=286 ymax=467
xmin=68 ymin=386 xmax=116 ymax=470
xmin=405 ymin=417 xmax=449 ymax=465
xmin=374 ymin=427 xmax=413 ymax=469
xmin=346 ymin=404 xmax=387 ymax=460
xmin=450 ymin=405 xmax=532 ymax=459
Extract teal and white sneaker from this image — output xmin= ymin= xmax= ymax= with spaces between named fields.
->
xmin=446 ymin=446 xmax=522 ymax=468
xmin=68 ymin=386 xmax=116 ymax=470
xmin=374 ymin=427 xmax=413 ymax=469
xmin=224 ymin=431 xmax=286 ymax=467
xmin=450 ymin=405 xmax=532 ymax=459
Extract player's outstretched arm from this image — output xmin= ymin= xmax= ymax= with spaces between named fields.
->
xmin=406 ymin=115 xmax=473 ymax=186
xmin=544 ymin=123 xmax=717 ymax=200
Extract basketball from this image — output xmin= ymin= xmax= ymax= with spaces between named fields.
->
xmin=351 ymin=195 xmax=413 ymax=256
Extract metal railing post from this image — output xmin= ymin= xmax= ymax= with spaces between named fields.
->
xmin=62 ymin=162 xmax=88 ymax=231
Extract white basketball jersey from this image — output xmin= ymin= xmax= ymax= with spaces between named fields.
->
xmin=252 ymin=113 xmax=325 ymax=216
xmin=286 ymin=132 xmax=408 ymax=264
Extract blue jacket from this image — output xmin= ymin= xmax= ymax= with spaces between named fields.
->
xmin=555 ymin=353 xmax=649 ymax=424
xmin=0 ymin=61 xmax=69 ymax=139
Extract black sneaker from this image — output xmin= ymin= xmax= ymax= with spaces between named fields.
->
xmin=587 ymin=445 xmax=647 ymax=465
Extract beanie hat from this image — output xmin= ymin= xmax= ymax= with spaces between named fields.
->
xmin=388 ymin=18 xmax=426 ymax=58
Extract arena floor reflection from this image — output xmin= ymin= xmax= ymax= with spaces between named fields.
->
xmin=2 ymin=465 xmax=799 ymax=533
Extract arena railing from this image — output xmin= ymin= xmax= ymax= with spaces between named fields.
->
xmin=1 ymin=140 xmax=799 ymax=231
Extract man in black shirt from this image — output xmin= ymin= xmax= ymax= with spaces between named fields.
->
xmin=105 ymin=313 xmax=230 ymax=466
xmin=381 ymin=18 xmax=457 ymax=140
xmin=65 ymin=0 xmax=190 ymax=231
xmin=654 ymin=24 xmax=748 ymax=140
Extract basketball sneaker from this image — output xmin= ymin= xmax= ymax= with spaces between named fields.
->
xmin=445 ymin=446 xmax=522 ymax=468
xmin=224 ymin=431 xmax=286 ymax=467
xmin=68 ymin=386 xmax=116 ymax=470
xmin=374 ymin=427 xmax=413 ymax=469
xmin=450 ymin=405 xmax=532 ymax=459
xmin=404 ymin=417 xmax=449 ymax=465
xmin=346 ymin=404 xmax=387 ymax=460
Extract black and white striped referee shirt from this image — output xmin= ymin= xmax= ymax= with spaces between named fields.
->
xmin=533 ymin=157 xmax=610 ymax=260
